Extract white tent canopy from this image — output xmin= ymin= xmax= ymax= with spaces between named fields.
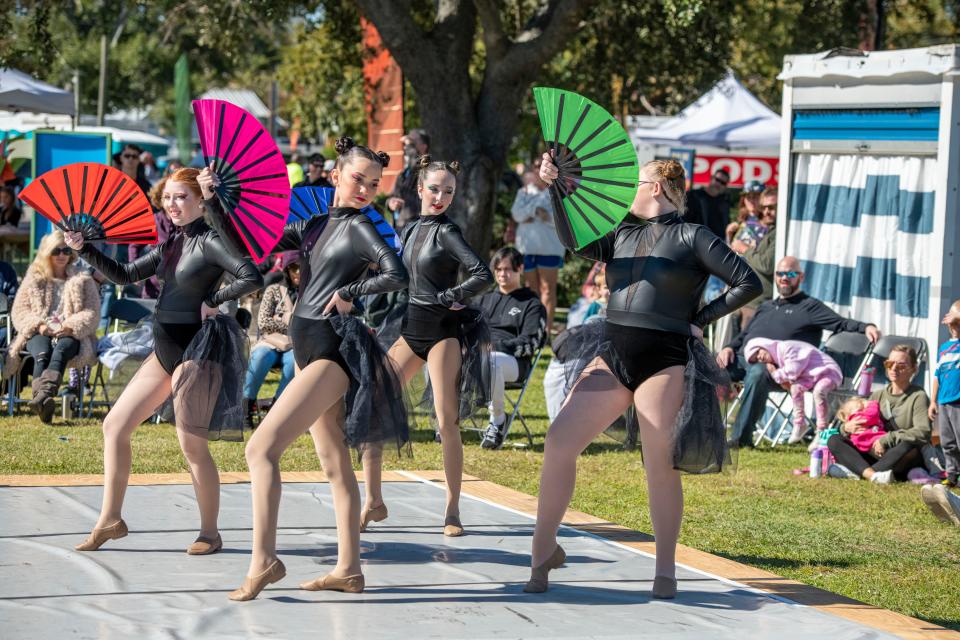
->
xmin=630 ymin=72 xmax=781 ymax=150
xmin=0 ymin=68 xmax=74 ymax=115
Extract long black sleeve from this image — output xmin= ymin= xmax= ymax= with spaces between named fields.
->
xmin=808 ymin=298 xmax=870 ymax=334
xmin=436 ymin=225 xmax=493 ymax=306
xmin=80 ymin=243 xmax=161 ymax=286
xmin=691 ymin=227 xmax=762 ymax=327
xmin=338 ymin=218 xmax=408 ymax=300
xmin=204 ymin=195 xmax=308 ymax=258
xmin=201 ymin=234 xmax=264 ymax=307
xmin=549 ymin=201 xmax=615 ymax=262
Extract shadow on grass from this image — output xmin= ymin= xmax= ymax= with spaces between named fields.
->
xmin=712 ymin=552 xmax=858 ymax=571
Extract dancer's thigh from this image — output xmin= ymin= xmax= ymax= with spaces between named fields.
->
xmin=247 ymin=359 xmax=350 ymax=459
xmin=388 ymin=336 xmax=426 ymax=385
xmin=103 ymin=354 xmax=172 ymax=437
xmin=548 ymin=356 xmax=633 ymax=455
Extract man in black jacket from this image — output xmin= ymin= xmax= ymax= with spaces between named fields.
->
xmin=478 ymin=247 xmax=547 ymax=449
xmin=716 ymin=255 xmax=881 ymax=447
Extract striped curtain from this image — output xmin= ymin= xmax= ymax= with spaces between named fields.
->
xmin=786 ymin=153 xmax=936 ymax=339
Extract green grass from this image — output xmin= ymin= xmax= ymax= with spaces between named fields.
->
xmin=1 ymin=355 xmax=958 ymax=630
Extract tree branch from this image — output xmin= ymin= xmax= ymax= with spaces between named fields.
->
xmin=498 ymin=0 xmax=597 ymax=83
xmin=474 ymin=0 xmax=507 ymax=61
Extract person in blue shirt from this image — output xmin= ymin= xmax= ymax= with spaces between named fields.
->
xmin=921 ymin=300 xmax=960 ymax=526
xmin=928 ymin=300 xmax=960 ymax=487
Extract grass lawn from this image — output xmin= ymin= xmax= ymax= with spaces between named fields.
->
xmin=1 ymin=353 xmax=958 ymax=630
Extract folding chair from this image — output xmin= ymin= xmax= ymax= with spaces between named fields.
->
xmin=0 ymin=294 xmax=34 ymax=416
xmin=724 ymin=372 xmax=801 ymax=448
xmin=498 ymin=346 xmax=543 ymax=448
xmin=85 ymin=297 xmax=157 ymax=416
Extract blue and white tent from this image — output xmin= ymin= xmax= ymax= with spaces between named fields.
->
xmin=778 ymin=46 xmax=960 ymax=382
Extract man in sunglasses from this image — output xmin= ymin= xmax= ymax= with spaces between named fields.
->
xmin=293 ymin=152 xmax=333 ymax=189
xmin=717 ymin=255 xmax=881 ymax=448
xmin=683 ymin=169 xmax=730 ymax=240
xmin=737 ymin=187 xmax=779 ymax=325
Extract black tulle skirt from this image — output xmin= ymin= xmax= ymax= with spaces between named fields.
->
xmin=306 ymin=314 xmax=411 ymax=453
xmin=559 ymin=320 xmax=733 ymax=474
xmin=168 ymin=314 xmax=248 ymax=442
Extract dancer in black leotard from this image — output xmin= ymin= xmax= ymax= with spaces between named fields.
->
xmin=359 ymin=156 xmax=493 ymax=538
xmin=524 ymin=156 xmax=761 ymax=598
xmin=211 ymin=137 xmax=409 ymax=601
xmin=65 ymin=167 xmax=263 ymax=555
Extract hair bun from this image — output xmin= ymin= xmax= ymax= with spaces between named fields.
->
xmin=375 ymin=150 xmax=390 ymax=167
xmin=417 ymin=154 xmax=432 ymax=169
xmin=334 ymin=136 xmax=356 ymax=155
xmin=447 ymin=160 xmax=462 ymax=175
xmin=662 ymin=160 xmax=685 ymax=181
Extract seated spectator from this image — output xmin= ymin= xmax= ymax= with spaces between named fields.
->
xmin=716 ymin=255 xmax=881 ymax=447
xmin=5 ymin=231 xmax=100 ymax=422
xmin=0 ymin=186 xmax=22 ymax=227
xmin=293 ymin=152 xmax=333 ymax=189
xmin=477 ymin=247 xmax=546 ymax=449
xmin=0 ymin=259 xmax=18 ymax=347
xmin=827 ymin=345 xmax=931 ymax=483
xmin=242 ymin=260 xmax=300 ymax=429
xmin=745 ymin=337 xmax=843 ymax=444
xmin=582 ymin=268 xmax=609 ymax=323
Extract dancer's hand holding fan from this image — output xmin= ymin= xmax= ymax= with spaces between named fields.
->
xmin=193 ymin=99 xmax=291 ymax=262
xmin=532 ymin=87 xmax=639 ymax=249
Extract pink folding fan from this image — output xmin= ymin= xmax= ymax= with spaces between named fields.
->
xmin=193 ymin=99 xmax=290 ymax=261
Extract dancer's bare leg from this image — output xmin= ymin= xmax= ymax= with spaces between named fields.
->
xmin=537 ymin=266 xmax=559 ymax=335
xmin=633 ymin=366 xmax=686 ymax=580
xmin=94 ymin=354 xmax=172 ymax=529
xmin=427 ymin=338 xmax=464 ymax=519
xmin=172 ymin=360 xmax=222 ymax=539
xmin=308 ymin=399 xmax=362 ymax=576
xmin=360 ymin=337 xmax=423 ymax=512
xmin=530 ymin=358 xmax=633 ymax=566
xmin=243 ymin=359 xmax=349 ymax=577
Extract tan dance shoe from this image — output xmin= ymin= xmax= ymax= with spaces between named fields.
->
xmin=443 ymin=515 xmax=464 ymax=537
xmin=228 ymin=559 xmax=286 ymax=601
xmin=522 ymin=544 xmax=566 ymax=593
xmin=74 ymin=519 xmax=128 ymax=551
xmin=187 ymin=533 xmax=223 ymax=555
xmin=360 ymin=503 xmax=388 ymax=532
xmin=651 ymin=575 xmax=678 ymax=599
xmin=299 ymin=573 xmax=365 ymax=593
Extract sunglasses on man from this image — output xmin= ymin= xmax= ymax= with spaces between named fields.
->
xmin=775 ymin=271 xmax=800 ymax=279
xmin=712 ymin=175 xmax=729 ymax=186
xmin=122 ymin=153 xmax=139 ymax=160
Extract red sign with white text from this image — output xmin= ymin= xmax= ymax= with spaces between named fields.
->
xmin=693 ymin=155 xmax=779 ymax=188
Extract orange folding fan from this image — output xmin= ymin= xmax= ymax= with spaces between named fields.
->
xmin=19 ymin=162 xmax=158 ymax=244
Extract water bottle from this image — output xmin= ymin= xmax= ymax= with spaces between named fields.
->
xmin=857 ymin=366 xmax=875 ymax=397
xmin=809 ymin=448 xmax=823 ymax=478
xmin=818 ymin=446 xmax=832 ymax=477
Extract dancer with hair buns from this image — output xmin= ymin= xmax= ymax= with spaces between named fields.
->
xmin=65 ymin=167 xmax=263 ymax=555
xmin=360 ymin=155 xmax=493 ymax=538
xmin=525 ymin=156 xmax=761 ymax=598
xmin=207 ymin=137 xmax=410 ymax=601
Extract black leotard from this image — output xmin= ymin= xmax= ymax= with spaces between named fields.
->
xmin=399 ymin=213 xmax=492 ymax=308
xmin=80 ymin=219 xmax=263 ymax=324
xmin=559 ymin=210 xmax=761 ymax=335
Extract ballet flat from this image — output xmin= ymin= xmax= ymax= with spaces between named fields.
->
xmin=523 ymin=544 xmax=566 ymax=593
xmin=360 ymin=503 xmax=388 ymax=532
xmin=228 ymin=559 xmax=286 ymax=601
xmin=74 ymin=519 xmax=128 ymax=551
xmin=443 ymin=515 xmax=464 ymax=537
xmin=187 ymin=533 xmax=222 ymax=555
xmin=299 ymin=573 xmax=365 ymax=593
xmin=652 ymin=575 xmax=678 ymax=599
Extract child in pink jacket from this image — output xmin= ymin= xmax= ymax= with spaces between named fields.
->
xmin=745 ymin=337 xmax=844 ymax=444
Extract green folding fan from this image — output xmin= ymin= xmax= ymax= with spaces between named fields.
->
xmin=533 ymin=87 xmax=639 ymax=249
